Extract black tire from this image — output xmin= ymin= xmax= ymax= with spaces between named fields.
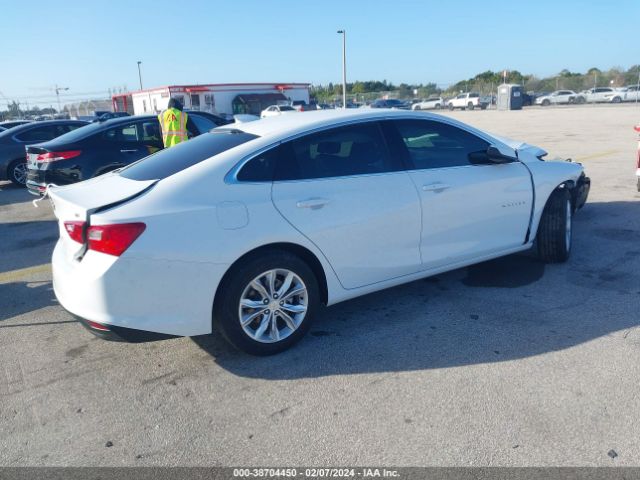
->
xmin=8 ymin=159 xmax=27 ymax=187
xmin=575 ymin=96 xmax=586 ymax=105
xmin=542 ymin=99 xmax=550 ymax=106
xmin=448 ymin=103 xmax=454 ymax=111
xmin=213 ymin=250 xmax=320 ymax=355
xmin=467 ymin=102 xmax=474 ymax=110
xmin=637 ymin=177 xmax=640 ymax=192
xmin=414 ymin=105 xmax=421 ymax=111
xmin=435 ymin=103 xmax=441 ymax=109
xmin=612 ymin=96 xmax=622 ymax=104
xmin=481 ymin=105 xmax=487 ymax=110
xmin=536 ymin=188 xmax=572 ymax=263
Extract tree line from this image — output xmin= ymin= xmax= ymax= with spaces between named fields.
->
xmin=311 ymin=65 xmax=640 ymax=102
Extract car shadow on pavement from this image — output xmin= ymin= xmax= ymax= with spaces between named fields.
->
xmin=194 ymin=200 xmax=640 ymax=379
xmin=0 ymin=220 xmax=58 ymax=274
xmin=0 ymin=182 xmax=33 ymax=207
xmin=0 ymin=280 xmax=57 ymax=322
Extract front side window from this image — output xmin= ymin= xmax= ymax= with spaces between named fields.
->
xmin=103 ymin=123 xmax=140 ymax=143
xmin=274 ymin=122 xmax=399 ymax=181
xmin=392 ymin=120 xmax=490 ymax=170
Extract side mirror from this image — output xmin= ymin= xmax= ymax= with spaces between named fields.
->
xmin=486 ymin=145 xmax=516 ymax=164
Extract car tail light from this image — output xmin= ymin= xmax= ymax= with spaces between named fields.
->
xmin=36 ymin=150 xmax=82 ymax=162
xmin=87 ymin=223 xmax=146 ymax=257
xmin=64 ymin=221 xmax=85 ymax=243
xmin=86 ymin=320 xmax=110 ymax=331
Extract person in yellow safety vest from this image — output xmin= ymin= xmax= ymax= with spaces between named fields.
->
xmin=158 ymin=98 xmax=189 ymax=148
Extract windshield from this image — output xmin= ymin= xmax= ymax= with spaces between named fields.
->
xmin=280 ymin=106 xmax=295 ymax=111
xmin=119 ymin=129 xmax=259 ymax=181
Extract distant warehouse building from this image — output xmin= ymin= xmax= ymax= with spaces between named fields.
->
xmin=112 ymin=83 xmax=310 ymax=117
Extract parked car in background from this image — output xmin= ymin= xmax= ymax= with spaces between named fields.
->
xmin=291 ymin=100 xmax=318 ymax=112
xmin=620 ymin=85 xmax=640 ymax=102
xmin=0 ymin=120 xmax=87 ymax=186
xmin=48 ymin=109 xmax=589 ymax=354
xmin=26 ymin=113 xmax=224 ymax=194
xmin=535 ymin=90 xmax=576 ymax=106
xmin=90 ymin=112 xmax=130 ymax=123
xmin=370 ymin=99 xmax=411 ymax=109
xmin=574 ymin=87 xmax=621 ymax=104
xmin=260 ymin=105 xmax=298 ymax=118
xmin=0 ymin=120 xmax=32 ymax=130
xmin=412 ymin=97 xmax=444 ymax=110
xmin=184 ymin=110 xmax=232 ymax=129
xmin=521 ymin=92 xmax=534 ymax=106
xmin=447 ymin=92 xmax=488 ymax=110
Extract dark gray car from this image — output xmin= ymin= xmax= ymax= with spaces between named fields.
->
xmin=0 ymin=120 xmax=87 ymax=186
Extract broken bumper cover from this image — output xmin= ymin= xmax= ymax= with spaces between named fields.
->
xmin=574 ymin=173 xmax=590 ymax=210
xmin=71 ymin=311 xmax=179 ymax=343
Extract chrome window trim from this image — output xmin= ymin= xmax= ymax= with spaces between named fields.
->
xmin=224 ymin=113 xmax=507 ymax=184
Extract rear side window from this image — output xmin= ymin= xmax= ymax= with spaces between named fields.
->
xmin=274 ymin=122 xmax=400 ymax=181
xmin=14 ymin=125 xmax=65 ymax=142
xmin=119 ymin=130 xmax=258 ymax=181
xmin=237 ymin=146 xmax=282 ymax=182
xmin=392 ymin=120 xmax=489 ymax=170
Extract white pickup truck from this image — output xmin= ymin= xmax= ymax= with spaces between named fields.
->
xmin=447 ymin=92 xmax=489 ymax=110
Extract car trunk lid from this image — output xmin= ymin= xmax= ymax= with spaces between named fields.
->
xmin=47 ymin=173 xmax=157 ymax=260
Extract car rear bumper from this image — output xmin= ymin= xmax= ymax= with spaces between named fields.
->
xmin=72 ymin=312 xmax=179 ymax=343
xmin=52 ymin=239 xmax=229 ymax=338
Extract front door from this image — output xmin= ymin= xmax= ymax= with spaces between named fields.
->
xmin=271 ymin=121 xmax=422 ymax=289
xmin=386 ymin=119 xmax=533 ymax=269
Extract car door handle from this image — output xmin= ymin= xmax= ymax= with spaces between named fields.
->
xmin=120 ymin=149 xmax=138 ymax=153
xmin=422 ymin=183 xmax=451 ymax=192
xmin=296 ymin=198 xmax=330 ymax=209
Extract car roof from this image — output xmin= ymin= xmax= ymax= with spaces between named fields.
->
xmin=0 ymin=119 xmax=87 ymax=137
xmin=229 ymin=108 xmax=501 ymax=145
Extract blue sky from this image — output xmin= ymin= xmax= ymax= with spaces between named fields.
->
xmin=3 ymin=0 xmax=638 ymax=106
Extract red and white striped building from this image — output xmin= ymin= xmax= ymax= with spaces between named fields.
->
xmin=112 ymin=83 xmax=310 ymax=117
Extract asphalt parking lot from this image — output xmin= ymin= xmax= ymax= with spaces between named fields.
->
xmin=1 ymin=104 xmax=639 ymax=467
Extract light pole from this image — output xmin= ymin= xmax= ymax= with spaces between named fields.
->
xmin=337 ymin=30 xmax=347 ymax=108
xmin=137 ymin=61 xmax=143 ymax=90
xmin=54 ymin=85 xmax=69 ymax=114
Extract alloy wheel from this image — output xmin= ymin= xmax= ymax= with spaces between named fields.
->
xmin=238 ymin=269 xmax=308 ymax=343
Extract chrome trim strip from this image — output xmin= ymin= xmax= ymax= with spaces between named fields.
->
xmin=224 ymin=112 xmax=515 ymax=185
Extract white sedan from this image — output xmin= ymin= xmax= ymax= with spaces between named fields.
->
xmin=48 ymin=110 xmax=590 ymax=355
xmin=411 ymin=97 xmax=444 ymax=110
xmin=260 ymin=104 xmax=297 ymax=118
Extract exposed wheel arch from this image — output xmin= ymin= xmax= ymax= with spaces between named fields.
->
xmin=214 ymin=242 xmax=329 ymax=310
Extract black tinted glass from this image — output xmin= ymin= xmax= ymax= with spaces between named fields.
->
xmin=393 ymin=120 xmax=489 ymax=169
xmin=190 ymin=114 xmax=216 ymax=134
xmin=15 ymin=125 xmax=59 ymax=142
xmin=274 ymin=122 xmax=398 ymax=181
xmin=119 ymin=130 xmax=258 ymax=181
xmin=237 ymin=145 xmax=282 ymax=182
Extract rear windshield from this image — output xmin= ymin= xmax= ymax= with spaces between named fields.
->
xmin=119 ymin=129 xmax=258 ymax=181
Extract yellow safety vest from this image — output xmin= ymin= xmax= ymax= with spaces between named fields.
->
xmin=158 ymin=108 xmax=188 ymax=147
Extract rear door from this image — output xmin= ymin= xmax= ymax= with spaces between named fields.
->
xmin=270 ymin=121 xmax=422 ymax=289
xmin=386 ymin=119 xmax=532 ymax=269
